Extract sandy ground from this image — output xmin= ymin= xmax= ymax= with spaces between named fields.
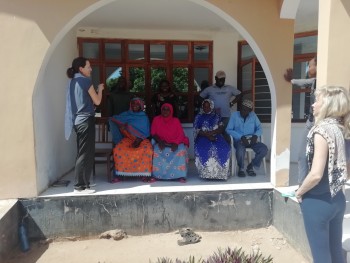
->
xmin=5 ymin=226 xmax=310 ymax=263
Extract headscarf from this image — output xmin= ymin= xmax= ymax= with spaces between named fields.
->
xmin=109 ymin=97 xmax=150 ymax=144
xmin=199 ymin=99 xmax=215 ymax=114
xmin=306 ymin=117 xmax=348 ymax=197
xmin=129 ymin=97 xmax=145 ymax=111
xmin=151 ymin=103 xmax=189 ymax=146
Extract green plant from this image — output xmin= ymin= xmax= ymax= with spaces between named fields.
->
xmin=150 ymin=247 xmax=273 ymax=263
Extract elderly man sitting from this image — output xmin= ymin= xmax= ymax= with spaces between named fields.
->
xmin=225 ymin=99 xmax=268 ymax=177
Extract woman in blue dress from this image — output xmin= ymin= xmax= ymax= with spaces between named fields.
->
xmin=194 ymin=99 xmax=231 ymax=180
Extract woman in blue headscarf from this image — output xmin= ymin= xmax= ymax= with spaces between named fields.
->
xmin=109 ymin=98 xmax=153 ymax=183
xmin=194 ymin=99 xmax=231 ymax=180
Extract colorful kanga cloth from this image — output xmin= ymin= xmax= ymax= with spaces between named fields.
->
xmin=152 ymin=143 xmax=188 ymax=180
xmin=151 ymin=103 xmax=189 ymax=179
xmin=109 ymin=98 xmax=153 ymax=177
xmin=193 ymin=99 xmax=231 ymax=180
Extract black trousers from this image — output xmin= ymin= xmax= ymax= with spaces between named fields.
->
xmin=74 ymin=117 xmax=95 ymax=189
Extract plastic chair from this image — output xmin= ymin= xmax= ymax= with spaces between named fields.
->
xmin=230 ymin=135 xmax=267 ymax=175
xmin=94 ymin=117 xmax=114 ymax=182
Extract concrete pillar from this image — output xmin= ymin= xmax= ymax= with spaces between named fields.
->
xmin=318 ymin=0 xmax=350 ymax=88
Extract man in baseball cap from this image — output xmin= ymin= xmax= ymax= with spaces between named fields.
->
xmin=199 ymin=70 xmax=241 ymax=142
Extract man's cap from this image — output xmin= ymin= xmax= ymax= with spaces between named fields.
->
xmin=215 ymin=70 xmax=226 ymax=78
xmin=242 ymin=99 xmax=253 ymax=109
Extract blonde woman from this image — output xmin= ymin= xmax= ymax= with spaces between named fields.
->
xmin=296 ymin=85 xmax=350 ymax=263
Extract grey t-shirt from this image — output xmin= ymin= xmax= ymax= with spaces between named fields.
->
xmin=200 ymin=84 xmax=241 ymax=118
xmin=70 ymin=76 xmax=94 ymax=125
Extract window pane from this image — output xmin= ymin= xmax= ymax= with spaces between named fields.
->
xmin=151 ymin=67 xmax=167 ymax=92
xmin=194 ymin=44 xmax=209 ymax=61
xmin=82 ymin=43 xmax=99 ymax=59
xmin=91 ymin=65 xmax=100 ymax=89
xmin=194 ymin=68 xmax=210 ymax=92
xmin=128 ymin=44 xmax=144 ymax=60
xmin=150 ymin=44 xmax=166 ymax=61
xmin=129 ymin=67 xmax=145 ymax=92
xmin=242 ymin=63 xmax=253 ymax=93
xmin=105 ymin=66 xmax=123 ymax=91
xmin=291 ymin=61 xmax=310 ymax=120
xmin=178 ymin=96 xmax=188 ymax=119
xmin=173 ymin=45 xmax=188 ymax=61
xmin=241 ymin=44 xmax=255 ymax=60
xmin=294 ymin=35 xmax=317 ymax=55
xmin=105 ymin=43 xmax=121 ymax=60
xmin=173 ymin=67 xmax=188 ymax=92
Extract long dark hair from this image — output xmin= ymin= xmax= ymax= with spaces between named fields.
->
xmin=66 ymin=57 xmax=88 ymax=78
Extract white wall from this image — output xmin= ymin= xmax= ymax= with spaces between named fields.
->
xmin=33 ymin=28 xmax=78 ymax=193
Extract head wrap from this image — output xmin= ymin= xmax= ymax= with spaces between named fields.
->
xmin=200 ymin=99 xmax=215 ymax=114
xmin=242 ymin=99 xmax=253 ymax=109
xmin=130 ymin=97 xmax=145 ymax=111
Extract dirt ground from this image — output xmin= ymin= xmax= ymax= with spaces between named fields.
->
xmin=5 ymin=226 xmax=310 ymax=263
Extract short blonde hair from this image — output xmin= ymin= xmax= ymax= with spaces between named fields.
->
xmin=314 ymin=85 xmax=350 ymax=138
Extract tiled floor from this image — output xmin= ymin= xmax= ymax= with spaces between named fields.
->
xmin=40 ymin=160 xmax=299 ymax=197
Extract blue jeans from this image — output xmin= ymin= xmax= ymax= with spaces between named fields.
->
xmin=234 ymin=140 xmax=268 ymax=169
xmin=300 ymin=190 xmax=346 ymax=263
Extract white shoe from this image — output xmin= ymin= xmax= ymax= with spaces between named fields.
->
xmin=89 ymin=183 xmax=97 ymax=187
xmin=73 ymin=188 xmax=96 ymax=194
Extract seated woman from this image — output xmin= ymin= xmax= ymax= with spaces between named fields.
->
xmin=151 ymin=103 xmax=189 ymax=183
xmin=194 ymin=99 xmax=231 ymax=180
xmin=109 ymin=98 xmax=153 ymax=183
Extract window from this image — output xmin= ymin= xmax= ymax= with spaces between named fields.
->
xmin=237 ymin=31 xmax=317 ymax=123
xmin=78 ymin=38 xmax=213 ymax=122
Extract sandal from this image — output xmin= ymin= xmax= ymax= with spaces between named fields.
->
xmin=246 ymin=168 xmax=256 ymax=177
xmin=111 ymin=178 xmax=121 ymax=183
xmin=179 ymin=178 xmax=186 ymax=183
xmin=238 ymin=170 xmax=246 ymax=177
xmin=148 ymin=177 xmax=157 ymax=183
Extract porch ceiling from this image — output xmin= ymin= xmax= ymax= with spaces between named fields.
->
xmin=78 ymin=0 xmax=318 ymax=33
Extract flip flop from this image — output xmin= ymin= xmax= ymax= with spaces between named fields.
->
xmin=179 ymin=178 xmax=186 ymax=183
xmin=111 ymin=178 xmax=121 ymax=183
xmin=148 ymin=177 xmax=157 ymax=183
xmin=246 ymin=168 xmax=256 ymax=176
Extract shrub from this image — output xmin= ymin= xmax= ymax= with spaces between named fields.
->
xmin=151 ymin=247 xmax=273 ymax=263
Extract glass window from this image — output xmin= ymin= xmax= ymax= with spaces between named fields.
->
xmin=194 ymin=44 xmax=209 ymax=61
xmin=150 ymin=67 xmax=166 ymax=92
xmin=241 ymin=44 xmax=255 ymax=60
xmin=105 ymin=43 xmax=121 ymax=60
xmin=173 ymin=44 xmax=188 ymax=61
xmin=128 ymin=44 xmax=144 ymax=61
xmin=150 ymin=44 xmax=166 ymax=61
xmin=294 ymin=35 xmax=317 ymax=55
xmin=105 ymin=66 xmax=123 ymax=91
xmin=129 ymin=67 xmax=145 ymax=93
xmin=172 ymin=67 xmax=188 ymax=92
xmin=194 ymin=68 xmax=210 ymax=92
xmin=82 ymin=42 xmax=99 ymax=59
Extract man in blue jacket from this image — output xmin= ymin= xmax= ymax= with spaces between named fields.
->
xmin=226 ymin=99 xmax=268 ymax=177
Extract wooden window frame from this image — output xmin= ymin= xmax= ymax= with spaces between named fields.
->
xmin=78 ymin=38 xmax=213 ymax=123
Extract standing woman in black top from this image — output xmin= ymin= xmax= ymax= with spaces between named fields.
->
xmin=65 ymin=57 xmax=104 ymax=194
xmin=152 ymin=79 xmax=178 ymax=118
